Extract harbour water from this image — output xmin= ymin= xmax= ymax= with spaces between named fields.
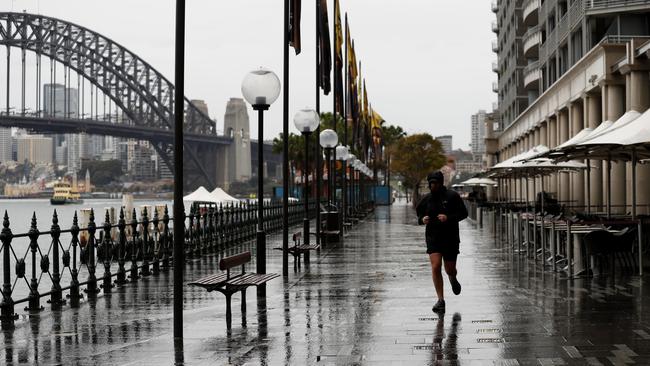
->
xmin=0 ymin=198 xmax=173 ymax=234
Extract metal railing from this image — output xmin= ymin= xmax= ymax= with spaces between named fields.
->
xmin=585 ymin=0 xmax=650 ymax=10
xmin=0 ymin=200 xmax=315 ymax=326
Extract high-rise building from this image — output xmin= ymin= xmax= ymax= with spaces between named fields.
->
xmin=471 ymin=110 xmax=487 ymax=160
xmin=490 ymin=2 xmax=650 ymax=215
xmin=16 ymin=135 xmax=54 ymax=164
xmin=0 ymin=128 xmax=12 ymax=163
xmin=435 ymin=135 xmax=453 ymax=154
xmin=492 ymin=0 xmax=650 ymax=127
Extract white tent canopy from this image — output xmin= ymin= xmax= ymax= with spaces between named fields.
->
xmin=183 ymin=186 xmax=240 ymax=203
xmin=461 ymin=177 xmax=498 ymax=186
xmin=578 ymin=110 xmax=642 ymax=147
xmin=210 ymin=188 xmax=239 ymax=203
xmin=183 ymin=186 xmax=216 ymax=203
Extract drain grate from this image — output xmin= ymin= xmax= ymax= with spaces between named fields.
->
xmin=418 ymin=317 xmax=440 ymax=321
xmin=477 ymin=338 xmax=504 ymax=343
xmin=413 ymin=345 xmax=438 ymax=351
xmin=476 ymin=328 xmax=502 ymax=333
xmin=471 ymin=320 xmax=493 ymax=323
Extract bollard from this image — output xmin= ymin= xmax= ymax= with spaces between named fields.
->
xmin=49 ymin=210 xmax=65 ymax=307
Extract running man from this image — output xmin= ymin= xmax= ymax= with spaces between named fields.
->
xmin=416 ymin=171 xmax=468 ymax=313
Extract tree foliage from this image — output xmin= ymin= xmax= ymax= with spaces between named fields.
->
xmin=389 ymin=133 xmax=446 ymax=199
xmin=79 ymin=159 xmax=123 ymax=186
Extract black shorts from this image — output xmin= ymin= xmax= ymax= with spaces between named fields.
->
xmin=426 ymin=242 xmax=459 ymax=262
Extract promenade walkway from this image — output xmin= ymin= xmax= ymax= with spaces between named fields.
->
xmin=1 ymin=202 xmax=649 ymax=365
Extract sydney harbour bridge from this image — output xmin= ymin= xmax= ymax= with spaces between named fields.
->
xmin=0 ymin=11 xmax=232 ymax=190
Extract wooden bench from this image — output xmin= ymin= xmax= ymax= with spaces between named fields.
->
xmin=188 ymin=251 xmax=278 ymax=329
xmin=274 ymin=231 xmax=320 ymax=271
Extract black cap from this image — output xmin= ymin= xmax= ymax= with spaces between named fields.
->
xmin=426 ymin=171 xmax=444 ymax=184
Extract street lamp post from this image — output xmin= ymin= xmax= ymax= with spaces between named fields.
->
xmin=319 ymin=129 xmax=338 ymax=206
xmin=241 ymin=68 xmax=281 ymax=292
xmin=294 ymin=109 xmax=320 ymax=250
xmin=335 ymin=145 xmax=349 ymax=222
xmin=347 ymin=154 xmax=356 ymax=217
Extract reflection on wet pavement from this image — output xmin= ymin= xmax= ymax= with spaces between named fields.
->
xmin=1 ymin=202 xmax=649 ymax=365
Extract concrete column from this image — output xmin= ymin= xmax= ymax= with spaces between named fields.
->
xmin=539 ymin=123 xmax=548 ymax=146
xmin=630 ymin=71 xmax=650 ymax=214
xmin=558 ymin=109 xmax=570 ymax=204
xmin=570 ymin=102 xmax=585 ymax=210
xmin=548 ymin=117 xmax=558 ymax=197
xmin=605 ymin=83 xmax=626 ymax=214
xmin=586 ymin=93 xmax=602 ymax=211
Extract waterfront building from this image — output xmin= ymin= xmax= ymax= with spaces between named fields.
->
xmin=16 ymin=134 xmax=54 ymax=164
xmin=435 ymin=135 xmax=453 ymax=154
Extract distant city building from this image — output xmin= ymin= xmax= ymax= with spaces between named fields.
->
xmin=471 ymin=110 xmax=487 ymax=161
xmin=435 ymin=135 xmax=453 ymax=154
xmin=16 ymin=135 xmax=54 ymax=164
xmin=0 ymin=128 xmax=11 ymax=163
xmin=449 ymin=149 xmax=482 ymax=175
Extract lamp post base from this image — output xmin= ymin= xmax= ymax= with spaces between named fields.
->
xmin=256 ymin=230 xmax=266 ymax=297
xmin=303 ymin=218 xmax=310 ymax=264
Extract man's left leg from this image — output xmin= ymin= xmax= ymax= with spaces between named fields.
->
xmin=444 ymin=259 xmax=461 ymax=295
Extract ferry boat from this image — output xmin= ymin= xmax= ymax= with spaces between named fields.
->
xmin=50 ymin=182 xmax=84 ymax=205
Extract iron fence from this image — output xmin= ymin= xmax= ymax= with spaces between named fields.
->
xmin=0 ymin=200 xmax=314 ymax=327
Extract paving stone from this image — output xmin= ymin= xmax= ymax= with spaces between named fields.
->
xmin=1 ymin=203 xmax=649 ymax=365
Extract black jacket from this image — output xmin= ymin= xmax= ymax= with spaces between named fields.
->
xmin=416 ymin=187 xmax=468 ymax=245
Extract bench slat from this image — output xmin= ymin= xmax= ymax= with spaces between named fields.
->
xmin=220 ymin=252 xmax=251 ymax=271
xmin=188 ymin=273 xmax=229 ymax=289
xmin=227 ymin=273 xmax=279 ymax=286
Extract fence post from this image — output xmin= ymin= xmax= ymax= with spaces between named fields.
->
xmin=101 ymin=211 xmax=114 ymax=293
xmin=68 ymin=212 xmax=82 ymax=306
xmin=49 ymin=210 xmax=65 ymax=307
xmin=161 ymin=205 xmax=171 ymax=270
xmin=152 ymin=207 xmax=160 ymax=275
xmin=0 ymin=211 xmax=17 ymax=327
xmin=85 ymin=209 xmax=100 ymax=295
xmin=116 ymin=208 xmax=127 ymax=285
xmin=26 ymin=213 xmax=44 ymax=311
xmin=141 ymin=207 xmax=151 ymax=276
xmin=130 ymin=208 xmax=139 ymax=281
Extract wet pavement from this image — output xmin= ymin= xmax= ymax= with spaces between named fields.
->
xmin=1 ymin=202 xmax=649 ymax=365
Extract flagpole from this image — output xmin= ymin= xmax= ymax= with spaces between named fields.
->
xmin=282 ymin=0 xmax=290 ymax=277
xmin=315 ymin=0 xmax=321 ymax=245
xmin=332 ymin=0 xmax=337 ymax=206
xmin=342 ymin=13 xmax=348 ymax=223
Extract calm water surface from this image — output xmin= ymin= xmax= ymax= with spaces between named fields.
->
xmin=0 ymin=198 xmax=173 ymax=234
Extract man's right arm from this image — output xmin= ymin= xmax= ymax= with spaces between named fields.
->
xmin=416 ymin=195 xmax=429 ymax=225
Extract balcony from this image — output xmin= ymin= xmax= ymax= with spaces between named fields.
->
xmin=522 ymin=26 xmax=541 ymax=57
xmin=586 ymin=0 xmax=650 ymax=13
xmin=522 ymin=0 xmax=540 ymax=26
xmin=491 ymin=20 xmax=499 ymax=33
xmin=523 ymin=61 xmax=541 ymax=90
xmin=492 ymin=81 xmax=499 ymax=93
xmin=491 ymin=0 xmax=499 ymax=13
xmin=492 ymin=61 xmax=499 ymax=73
xmin=492 ymin=40 xmax=499 ymax=53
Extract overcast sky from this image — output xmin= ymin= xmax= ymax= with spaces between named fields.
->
xmin=5 ymin=0 xmax=495 ymax=150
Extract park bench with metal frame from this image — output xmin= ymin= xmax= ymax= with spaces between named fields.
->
xmin=188 ymin=251 xmax=278 ymax=329
xmin=274 ymin=231 xmax=320 ymax=271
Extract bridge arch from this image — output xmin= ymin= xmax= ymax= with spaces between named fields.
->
xmin=0 ymin=12 xmax=227 ymax=188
